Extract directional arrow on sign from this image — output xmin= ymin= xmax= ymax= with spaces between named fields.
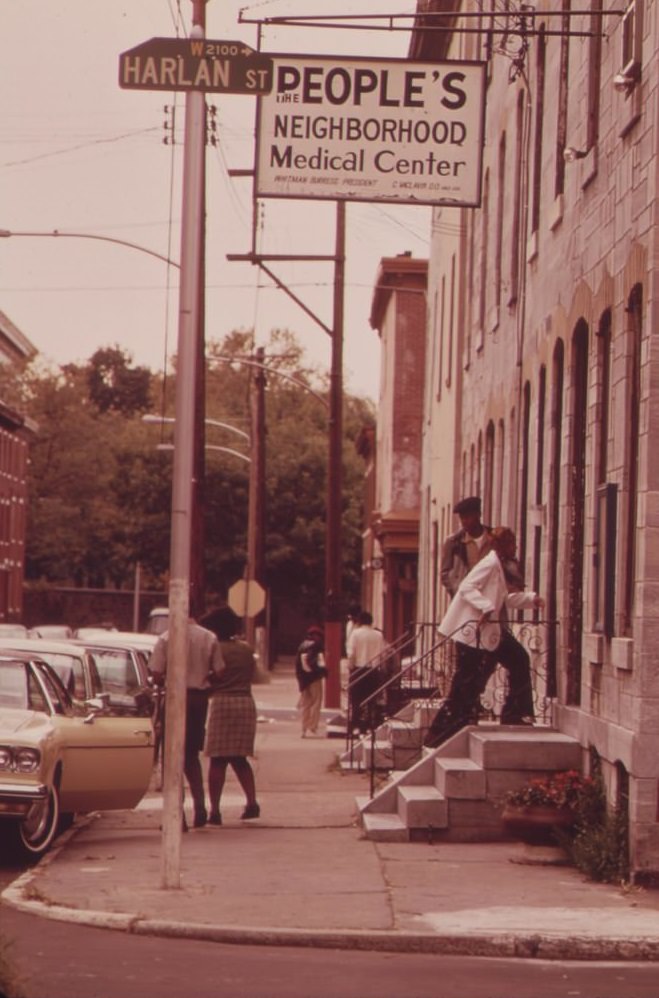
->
xmin=119 ymin=37 xmax=273 ymax=95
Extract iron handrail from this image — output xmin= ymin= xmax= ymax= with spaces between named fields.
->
xmin=349 ymin=617 xmax=559 ymax=797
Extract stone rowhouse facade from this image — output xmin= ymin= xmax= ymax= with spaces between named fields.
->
xmin=411 ymin=1 xmax=659 ymax=877
xmin=364 ymin=254 xmax=427 ymax=643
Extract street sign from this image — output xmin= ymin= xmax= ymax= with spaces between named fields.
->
xmin=119 ymin=38 xmax=273 ymax=95
xmin=228 ymin=579 xmax=266 ymax=618
xmin=255 ymin=54 xmax=486 ymax=207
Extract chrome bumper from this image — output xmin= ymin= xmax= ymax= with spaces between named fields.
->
xmin=0 ymin=782 xmax=48 ymax=815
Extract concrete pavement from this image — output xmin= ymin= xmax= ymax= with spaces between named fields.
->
xmin=3 ymin=664 xmax=659 ymax=961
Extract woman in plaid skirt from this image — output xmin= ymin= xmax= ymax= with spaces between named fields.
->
xmin=202 ymin=607 xmax=260 ymax=825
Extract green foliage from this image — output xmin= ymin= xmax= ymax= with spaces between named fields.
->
xmin=553 ymin=768 xmax=630 ymax=884
xmin=566 ymin=808 xmax=630 ymax=884
xmin=86 ymin=346 xmax=152 ymax=415
xmin=18 ymin=330 xmax=372 ymax=616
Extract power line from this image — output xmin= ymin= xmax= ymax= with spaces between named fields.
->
xmin=1 ymin=128 xmax=160 ymax=169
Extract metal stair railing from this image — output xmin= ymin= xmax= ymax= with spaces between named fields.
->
xmin=351 ymin=617 xmax=558 ymax=798
xmin=344 ymin=626 xmax=418 ymax=756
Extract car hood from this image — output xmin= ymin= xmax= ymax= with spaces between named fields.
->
xmin=0 ymin=708 xmax=50 ymax=736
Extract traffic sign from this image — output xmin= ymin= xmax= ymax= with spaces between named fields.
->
xmin=119 ymin=38 xmax=273 ymax=95
xmin=228 ymin=579 xmax=266 ymax=618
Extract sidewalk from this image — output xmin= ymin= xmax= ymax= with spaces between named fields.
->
xmin=3 ymin=665 xmax=659 ymax=961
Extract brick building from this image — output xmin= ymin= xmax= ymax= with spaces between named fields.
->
xmin=362 ymin=253 xmax=427 ymax=644
xmin=408 ymin=0 xmax=659 ymax=878
xmin=0 ymin=309 xmax=36 ymax=622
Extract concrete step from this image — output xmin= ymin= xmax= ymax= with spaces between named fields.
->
xmin=362 ymin=740 xmax=394 ymax=770
xmin=418 ymin=796 xmax=510 ymax=843
xmin=387 ymin=719 xmax=426 ymax=748
xmin=468 ymin=728 xmax=582 ymax=771
xmin=435 ymin=756 xmax=486 ymax=799
xmin=412 ymin=701 xmax=442 ymax=727
xmin=397 ymin=785 xmax=448 ymax=828
xmin=361 ymin=811 xmax=409 ymax=842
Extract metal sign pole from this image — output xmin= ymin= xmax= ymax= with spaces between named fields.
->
xmin=324 ymin=201 xmax=345 ymax=710
xmin=160 ymin=20 xmax=206 ymax=891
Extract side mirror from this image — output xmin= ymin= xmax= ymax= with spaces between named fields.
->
xmin=85 ymin=692 xmax=111 ymax=712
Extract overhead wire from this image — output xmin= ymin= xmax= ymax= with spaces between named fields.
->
xmin=1 ymin=128 xmax=160 ymax=170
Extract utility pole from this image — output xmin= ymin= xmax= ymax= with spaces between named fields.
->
xmin=324 ymin=202 xmax=345 ymax=710
xmin=160 ymin=2 xmax=207 ymax=890
xmin=245 ymin=346 xmax=266 ymax=655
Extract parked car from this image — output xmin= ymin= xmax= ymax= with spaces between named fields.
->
xmin=27 ymin=624 xmax=74 ymax=640
xmin=144 ymin=607 xmax=168 ymax=636
xmin=0 ymin=651 xmax=154 ymax=858
xmin=0 ymin=624 xmax=28 ymax=638
xmin=73 ymin=625 xmax=118 ymax=640
xmin=0 ymin=638 xmax=151 ymax=717
xmin=72 ymin=637 xmax=154 ymax=717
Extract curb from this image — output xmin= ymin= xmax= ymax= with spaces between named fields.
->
xmin=0 ymin=872 xmax=659 ymax=963
xmin=4 ymin=884 xmax=659 ymax=962
xmin=4 ymin=813 xmax=659 ymax=963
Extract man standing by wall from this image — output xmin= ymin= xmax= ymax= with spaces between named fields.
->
xmin=440 ymin=496 xmax=493 ymax=597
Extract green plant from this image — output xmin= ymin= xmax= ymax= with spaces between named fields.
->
xmin=504 ymin=770 xmax=595 ymax=810
xmin=564 ymin=807 xmax=629 ymax=883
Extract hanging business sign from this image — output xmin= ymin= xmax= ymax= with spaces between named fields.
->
xmin=255 ymin=55 xmax=486 ymax=207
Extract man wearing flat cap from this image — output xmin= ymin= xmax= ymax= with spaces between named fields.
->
xmin=426 ymin=497 xmax=528 ymax=748
xmin=426 ymin=497 xmax=493 ymax=748
xmin=440 ymin=496 xmax=493 ymax=597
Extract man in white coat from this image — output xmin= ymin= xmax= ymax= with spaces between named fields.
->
xmin=424 ymin=527 xmax=544 ymax=748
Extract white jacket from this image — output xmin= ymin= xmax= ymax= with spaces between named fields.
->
xmin=439 ymin=549 xmax=538 ymax=652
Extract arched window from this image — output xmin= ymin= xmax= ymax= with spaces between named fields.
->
xmin=554 ymin=1 xmax=571 ymax=198
xmin=594 ymin=310 xmax=615 ymax=637
xmin=547 ymin=340 xmax=564 ymax=699
xmin=484 ymin=422 xmax=495 ymax=524
xmin=495 ymin=132 xmax=506 ymax=312
xmin=623 ymin=285 xmax=643 ymax=635
xmin=519 ymin=381 xmax=532 ymax=575
xmin=533 ymin=367 xmax=547 ymax=597
xmin=530 ymin=23 xmax=546 ymax=235
xmin=567 ymin=321 xmax=589 ymax=705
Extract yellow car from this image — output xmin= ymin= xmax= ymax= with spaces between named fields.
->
xmin=0 ymin=651 xmax=154 ymax=860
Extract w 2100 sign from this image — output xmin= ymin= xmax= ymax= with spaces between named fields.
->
xmin=119 ymin=37 xmax=273 ymax=95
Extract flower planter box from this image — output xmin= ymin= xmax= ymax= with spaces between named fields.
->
xmin=501 ymin=803 xmax=575 ymax=846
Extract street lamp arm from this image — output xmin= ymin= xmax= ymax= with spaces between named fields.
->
xmin=143 ymin=413 xmax=250 ymax=441
xmin=156 ymin=442 xmax=250 ymax=463
xmin=0 ymin=229 xmax=180 ymax=270
xmin=215 ymin=355 xmax=329 ymax=409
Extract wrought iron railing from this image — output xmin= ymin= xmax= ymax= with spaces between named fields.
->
xmin=343 ymin=618 xmax=558 ymax=797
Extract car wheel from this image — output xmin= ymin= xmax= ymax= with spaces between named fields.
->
xmin=17 ymin=785 xmax=60 ymax=859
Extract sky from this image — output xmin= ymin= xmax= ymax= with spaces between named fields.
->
xmin=0 ymin=1 xmax=431 ymax=402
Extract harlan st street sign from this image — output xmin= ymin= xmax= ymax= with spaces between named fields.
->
xmin=119 ymin=37 xmax=273 ymax=95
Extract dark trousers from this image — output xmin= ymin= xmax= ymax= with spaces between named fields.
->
xmin=184 ymin=689 xmax=209 ymax=812
xmin=425 ymin=631 xmax=534 ymax=748
xmin=348 ymin=666 xmax=383 ymax=732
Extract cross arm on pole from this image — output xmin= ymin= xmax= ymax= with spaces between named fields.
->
xmin=227 ymin=253 xmax=334 ymax=337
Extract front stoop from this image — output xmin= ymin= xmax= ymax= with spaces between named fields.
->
xmin=358 ymin=725 xmax=582 ymax=843
xmin=339 ymin=700 xmax=440 ymax=774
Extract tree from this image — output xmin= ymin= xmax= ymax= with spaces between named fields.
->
xmin=16 ymin=331 xmax=373 ymax=624
xmin=87 ymin=346 xmax=151 ymax=415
